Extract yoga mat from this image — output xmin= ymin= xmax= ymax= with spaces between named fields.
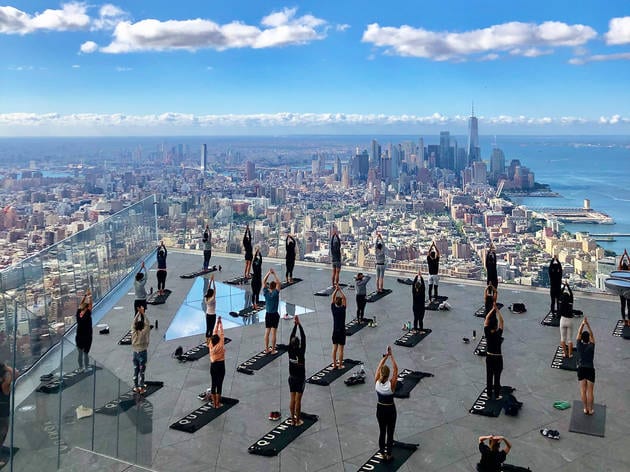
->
xmin=225 ymin=275 xmax=249 ymax=285
xmin=170 ymin=397 xmax=239 ymax=433
xmin=306 ymin=359 xmax=361 ymax=386
xmin=95 ymin=381 xmax=164 ymax=416
xmin=180 ymin=267 xmax=217 ymax=279
xmin=612 ymin=320 xmax=630 ymax=339
xmin=396 ymin=278 xmax=414 ymax=285
xmin=550 ymin=346 xmax=578 ymax=371
xmin=234 ymin=305 xmax=264 ymax=317
xmin=147 ymin=289 xmax=172 ymax=305
xmin=394 ymin=329 xmax=432 ymax=348
xmin=541 ymin=310 xmax=560 ymax=327
xmin=280 ymin=278 xmax=303 ymax=289
xmin=345 ymin=318 xmax=373 ymax=336
xmin=357 ymin=441 xmax=418 ymax=472
xmin=394 ymin=369 xmax=433 ymax=398
xmin=314 ymin=283 xmax=348 ymax=296
xmin=569 ymin=401 xmax=606 ymax=437
xmin=248 ymin=413 xmax=318 ymax=456
xmin=36 ymin=367 xmax=102 ymax=394
xmin=118 ymin=329 xmax=132 ymax=345
xmin=237 ymin=344 xmax=288 ymax=373
xmin=366 ymin=289 xmax=393 ymax=303
xmin=469 ymin=386 xmax=515 ymax=417
xmin=180 ymin=338 xmax=232 ymax=362
xmin=474 ymin=303 xmax=504 ymax=317
xmin=502 ymin=465 xmax=532 ymax=472
xmin=474 ymin=336 xmax=487 ymax=356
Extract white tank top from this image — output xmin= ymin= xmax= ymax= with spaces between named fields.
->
xmin=205 ymin=295 xmax=216 ymax=315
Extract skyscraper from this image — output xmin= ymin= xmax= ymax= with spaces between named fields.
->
xmin=200 ymin=144 xmax=207 ymax=173
xmin=467 ymin=104 xmax=480 ymax=165
xmin=245 ymin=160 xmax=256 ymax=181
xmin=370 ymin=139 xmax=381 ymax=169
xmin=490 ymin=147 xmax=505 ymax=183
xmin=439 ymin=131 xmax=450 ymax=169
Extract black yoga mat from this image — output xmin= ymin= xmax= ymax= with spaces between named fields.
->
xmin=393 ymin=369 xmax=433 ymax=398
xmin=147 ymin=289 xmax=172 ymax=305
xmin=474 ymin=336 xmax=487 ymax=356
xmin=474 ymin=303 xmax=504 ymax=317
xmin=170 ymin=397 xmax=239 ymax=433
xmin=180 ymin=267 xmax=217 ymax=279
xmin=36 ymin=366 xmax=102 ymax=394
xmin=225 ymin=275 xmax=249 ymax=285
xmin=502 ymin=465 xmax=532 ymax=472
xmin=95 ymin=381 xmax=164 ymax=416
xmin=469 ymin=386 xmax=515 ymax=417
xmin=233 ymin=305 xmax=264 ymax=318
xmin=306 ymin=359 xmax=361 ymax=386
xmin=280 ymin=278 xmax=303 ymax=289
xmin=345 ymin=318 xmax=373 ymax=336
xmin=357 ymin=441 xmax=418 ymax=472
xmin=118 ymin=329 xmax=132 ymax=345
xmin=248 ymin=412 xmax=318 ymax=456
xmin=394 ymin=329 xmax=432 ymax=348
xmin=397 ymin=278 xmax=414 ymax=285
xmin=569 ymin=401 xmax=606 ymax=437
xmin=180 ymin=338 xmax=232 ymax=362
xmin=366 ymin=289 xmax=393 ymax=303
xmin=541 ymin=310 xmax=560 ymax=327
xmin=550 ymin=346 xmax=578 ymax=371
xmin=612 ymin=320 xmax=630 ymax=338
xmin=237 ymin=344 xmax=288 ymax=373
xmin=314 ymin=283 xmax=348 ymax=296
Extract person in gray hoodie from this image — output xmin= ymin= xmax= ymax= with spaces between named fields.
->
xmin=134 ymin=262 xmax=147 ymax=313
xmin=355 ymin=272 xmax=371 ymax=323
xmin=131 ymin=305 xmax=151 ymax=394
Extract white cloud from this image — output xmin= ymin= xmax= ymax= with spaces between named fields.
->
xmin=80 ymin=40 xmax=98 ymax=53
xmin=0 ymin=2 xmax=90 ymax=34
xmin=99 ymin=4 xmax=125 ymax=18
xmin=336 ymin=23 xmax=350 ymax=32
xmin=569 ymin=51 xmax=630 ymax=64
xmin=92 ymin=3 xmax=127 ymax=30
xmin=362 ymin=21 xmax=597 ymax=61
xmin=71 ymin=64 xmax=80 ymax=68
xmin=99 ymin=8 xmax=327 ymax=53
xmin=7 ymin=65 xmax=33 ymax=71
xmin=605 ymin=17 xmax=630 ymax=45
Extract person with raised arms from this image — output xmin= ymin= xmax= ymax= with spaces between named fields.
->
xmin=375 ymin=345 xmax=399 ymax=463
xmin=427 ymin=241 xmax=440 ymax=302
xmin=485 ymin=243 xmax=498 ymax=289
xmin=156 ymin=241 xmax=168 ymax=296
xmin=206 ymin=316 xmax=226 ymax=408
xmin=330 ymin=227 xmax=342 ymax=287
xmin=618 ymin=249 xmax=630 ymax=326
xmin=576 ymin=317 xmax=596 ymax=415
xmin=285 ymin=233 xmax=297 ymax=284
xmin=243 ymin=224 xmax=253 ymax=280
xmin=131 ymin=305 xmax=151 ymax=394
xmin=251 ymin=247 xmax=263 ymax=309
xmin=484 ymin=284 xmax=498 ymax=317
xmin=559 ymin=281 xmax=575 ymax=358
xmin=263 ymin=268 xmax=281 ymax=354
xmin=204 ymin=274 xmax=217 ymax=338
xmin=477 ymin=435 xmax=511 ymax=472
xmin=375 ymin=232 xmax=386 ymax=293
xmin=202 ymin=225 xmax=212 ymax=271
xmin=331 ymin=285 xmax=347 ymax=369
xmin=412 ymin=270 xmax=426 ymax=333
xmin=548 ymin=256 xmax=563 ymax=316
xmin=288 ymin=315 xmax=306 ymax=426
xmin=134 ymin=261 xmax=148 ymax=313
xmin=484 ymin=305 xmax=504 ymax=400
xmin=355 ymin=272 xmax=371 ymax=323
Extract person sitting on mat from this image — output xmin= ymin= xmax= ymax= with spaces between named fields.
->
xmin=477 ymin=435 xmax=511 ymax=472
xmin=576 ymin=317 xmax=596 ymax=415
xmin=288 ymin=315 xmax=306 ymax=426
xmin=204 ymin=275 xmax=217 ymax=338
xmin=548 ymin=256 xmax=563 ymax=315
xmin=263 ymin=269 xmax=281 ymax=354
xmin=374 ymin=232 xmax=386 ymax=293
xmin=484 ymin=305 xmax=504 ymax=400
xmin=412 ymin=270 xmax=426 ymax=333
xmin=251 ymin=247 xmax=263 ymax=309
xmin=618 ymin=249 xmax=630 ymax=326
xmin=202 ymin=225 xmax=212 ymax=270
xmin=375 ymin=345 xmax=399 ymax=463
xmin=243 ymin=224 xmax=253 ymax=279
xmin=330 ymin=227 xmax=342 ymax=287
xmin=355 ymin=272 xmax=371 ymax=323
xmin=331 ymin=285 xmax=347 ymax=369
xmin=484 ymin=284 xmax=498 ymax=316
xmin=427 ymin=241 xmax=440 ymax=302
xmin=156 ymin=241 xmax=167 ymax=296
xmin=204 ymin=316 xmax=225 ymax=408
xmin=559 ymin=281 xmax=574 ymax=358
xmin=485 ymin=243 xmax=498 ymax=289
xmin=285 ymin=233 xmax=297 ymax=284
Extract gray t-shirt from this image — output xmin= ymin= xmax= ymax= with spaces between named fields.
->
xmin=203 ymin=236 xmax=212 ymax=251
xmin=355 ymin=275 xmax=371 ymax=296
xmin=375 ymin=245 xmax=386 ymax=264
xmin=134 ymin=274 xmax=147 ymax=300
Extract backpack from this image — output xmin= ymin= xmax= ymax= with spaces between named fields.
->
xmin=511 ymin=303 xmax=527 ymax=314
xmin=172 ymin=346 xmax=184 ymax=362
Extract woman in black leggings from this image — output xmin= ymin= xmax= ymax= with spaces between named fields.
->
xmin=285 ymin=234 xmax=296 ymax=284
xmin=412 ymin=271 xmax=426 ymax=333
xmin=484 ymin=284 xmax=497 ymax=316
xmin=156 ymin=241 xmax=167 ymax=295
xmin=243 ymin=225 xmax=253 ymax=279
xmin=251 ymin=247 xmax=263 ymax=308
xmin=484 ymin=305 xmax=504 ymax=400
xmin=374 ymin=346 xmax=399 ymax=462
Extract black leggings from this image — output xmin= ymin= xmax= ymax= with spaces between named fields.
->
xmin=356 ymin=294 xmax=367 ymax=321
xmin=157 ymin=270 xmax=167 ymax=292
xmin=286 ymin=257 xmax=295 ymax=280
xmin=205 ymin=314 xmax=216 ymax=338
xmin=550 ymin=286 xmax=561 ymax=313
xmin=486 ymin=355 xmax=503 ymax=399
xmin=621 ymin=296 xmax=629 ymax=320
xmin=203 ymin=250 xmax=212 ymax=270
xmin=413 ymin=307 xmax=425 ymax=330
xmin=251 ymin=279 xmax=261 ymax=306
xmin=376 ymin=403 xmax=396 ymax=454
xmin=210 ymin=360 xmax=225 ymax=395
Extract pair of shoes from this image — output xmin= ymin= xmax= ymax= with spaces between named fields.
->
xmin=462 ymin=337 xmax=470 ymax=344
xmin=540 ymin=428 xmax=560 ymax=440
xmin=197 ymin=391 xmax=211 ymax=401
xmin=268 ymin=411 xmax=281 ymax=421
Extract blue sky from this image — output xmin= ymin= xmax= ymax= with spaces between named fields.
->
xmin=1 ymin=1 xmax=630 ymax=135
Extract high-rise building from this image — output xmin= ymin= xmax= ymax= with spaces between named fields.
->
xmin=490 ymin=147 xmax=505 ymax=183
xmin=370 ymin=139 xmax=381 ymax=169
xmin=245 ymin=160 xmax=256 ymax=181
xmin=439 ymin=131 xmax=450 ymax=169
xmin=200 ymin=144 xmax=207 ymax=173
xmin=334 ymin=156 xmax=342 ymax=181
xmin=472 ymin=161 xmax=487 ymax=185
xmin=467 ymin=104 xmax=480 ymax=165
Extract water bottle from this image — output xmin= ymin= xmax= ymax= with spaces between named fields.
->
xmin=150 ymin=287 xmax=153 ymax=294
xmin=473 ymin=330 xmax=476 ymax=340
xmin=360 ymin=364 xmax=365 ymax=376
xmin=407 ymin=321 xmax=412 ymax=330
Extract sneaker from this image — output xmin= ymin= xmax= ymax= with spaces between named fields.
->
xmin=197 ymin=391 xmax=210 ymax=401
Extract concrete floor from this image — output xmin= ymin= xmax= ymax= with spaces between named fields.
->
xmin=12 ymin=251 xmax=630 ymax=472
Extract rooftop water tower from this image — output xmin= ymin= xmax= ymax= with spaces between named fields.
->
xmin=584 ymin=198 xmax=591 ymax=210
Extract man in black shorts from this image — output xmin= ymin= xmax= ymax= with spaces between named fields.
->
xmin=263 ymin=269 xmax=281 ymax=354
xmin=331 ymin=285 xmax=347 ymax=369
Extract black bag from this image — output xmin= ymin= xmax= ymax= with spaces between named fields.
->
xmin=504 ymin=394 xmax=523 ymax=416
xmin=173 ymin=346 xmax=184 ymax=362
xmin=511 ymin=303 xmax=527 ymax=313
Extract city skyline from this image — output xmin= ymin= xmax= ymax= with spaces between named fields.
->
xmin=2 ymin=1 xmax=630 ymax=135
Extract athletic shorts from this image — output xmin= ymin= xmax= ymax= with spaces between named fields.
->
xmin=332 ymin=260 xmax=341 ymax=269
xmin=428 ymin=274 xmax=439 ymax=286
xmin=245 ymin=251 xmax=253 ymax=261
xmin=376 ymin=264 xmax=385 ymax=278
xmin=265 ymin=312 xmax=280 ymax=329
xmin=577 ymin=367 xmax=595 ymax=383
xmin=288 ymin=375 xmax=306 ymax=393
xmin=559 ymin=316 xmax=574 ymax=343
xmin=332 ymin=330 xmax=346 ymax=346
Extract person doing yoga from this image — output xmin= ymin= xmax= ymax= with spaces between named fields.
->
xmin=427 ymin=242 xmax=440 ymax=301
xmin=477 ymin=435 xmax=511 ymax=472
xmin=134 ymin=262 xmax=148 ymax=313
xmin=288 ymin=315 xmax=306 ymax=426
xmin=559 ymin=282 xmax=574 ymax=358
xmin=202 ymin=225 xmax=212 ymax=270
xmin=263 ymin=269 xmax=281 ymax=354
xmin=131 ymin=305 xmax=151 ymax=394
xmin=251 ymin=247 xmax=263 ymax=309
xmin=375 ymin=346 xmax=398 ymax=463
xmin=576 ymin=317 xmax=596 ymax=415
xmin=412 ymin=270 xmax=426 ymax=333
xmin=75 ymin=290 xmax=93 ymax=373
xmin=484 ymin=305 xmax=504 ymax=400
xmin=156 ymin=241 xmax=167 ymax=295
xmin=204 ymin=275 xmax=216 ymax=338
xmin=285 ymin=234 xmax=297 ymax=283
xmin=485 ymin=243 xmax=498 ymax=289
xmin=331 ymin=285 xmax=347 ymax=369
xmin=205 ymin=316 xmax=225 ymax=408
xmin=374 ymin=232 xmax=386 ymax=293
xmin=548 ymin=256 xmax=563 ymax=315
xmin=618 ymin=249 xmax=630 ymax=326
xmin=355 ymin=272 xmax=371 ymax=323
xmin=243 ymin=225 xmax=253 ymax=279
xmin=330 ymin=227 xmax=342 ymax=286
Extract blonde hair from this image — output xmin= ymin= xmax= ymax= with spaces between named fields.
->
xmin=79 ymin=302 xmax=89 ymax=311
xmin=379 ymin=365 xmax=390 ymax=383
